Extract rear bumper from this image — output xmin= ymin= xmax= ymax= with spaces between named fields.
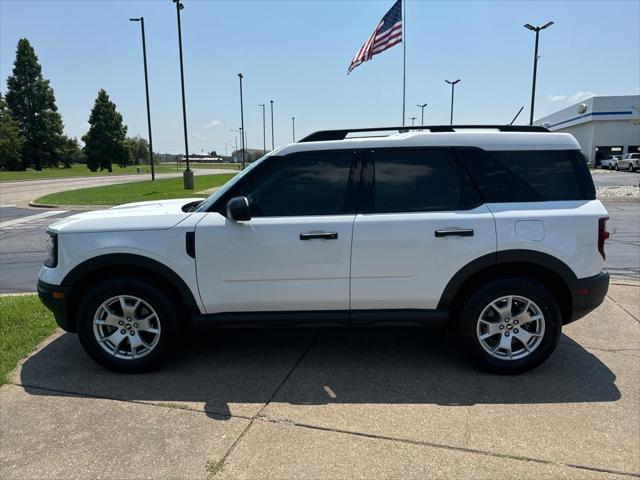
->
xmin=37 ymin=280 xmax=74 ymax=332
xmin=567 ymin=272 xmax=610 ymax=324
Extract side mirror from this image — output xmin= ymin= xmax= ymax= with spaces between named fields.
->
xmin=226 ymin=196 xmax=251 ymax=222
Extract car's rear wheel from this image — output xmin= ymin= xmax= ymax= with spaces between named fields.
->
xmin=459 ymin=277 xmax=562 ymax=374
xmin=77 ymin=276 xmax=181 ymax=372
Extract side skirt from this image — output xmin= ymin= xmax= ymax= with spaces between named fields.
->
xmin=190 ymin=309 xmax=450 ymax=328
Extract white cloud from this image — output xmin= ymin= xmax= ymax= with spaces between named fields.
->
xmin=567 ymin=91 xmax=597 ymax=104
xmin=191 ymin=132 xmax=207 ymax=139
xmin=547 ymin=94 xmax=566 ymax=102
xmin=547 ymin=91 xmax=597 ymax=105
xmin=203 ymin=120 xmax=222 ymax=128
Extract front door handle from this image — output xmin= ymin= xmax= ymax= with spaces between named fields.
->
xmin=299 ymin=232 xmax=338 ymax=240
xmin=435 ymin=228 xmax=474 ymax=238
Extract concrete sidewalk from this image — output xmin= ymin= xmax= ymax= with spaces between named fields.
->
xmin=1 ymin=282 xmax=638 ymax=479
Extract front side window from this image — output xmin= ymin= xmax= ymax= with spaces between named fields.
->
xmin=234 ymin=151 xmax=356 ymax=217
xmin=364 ymin=148 xmax=480 ymax=213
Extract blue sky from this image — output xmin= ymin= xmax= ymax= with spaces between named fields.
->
xmin=1 ymin=0 xmax=639 ymax=154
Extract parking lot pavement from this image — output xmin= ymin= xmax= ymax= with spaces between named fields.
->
xmin=1 ymin=283 xmax=638 ymax=479
xmin=591 ymin=169 xmax=640 ymax=188
xmin=0 ymin=208 xmax=77 ymax=293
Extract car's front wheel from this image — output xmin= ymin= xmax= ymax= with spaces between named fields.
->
xmin=77 ymin=276 xmax=182 ymax=372
xmin=459 ymin=278 xmax=562 ymax=374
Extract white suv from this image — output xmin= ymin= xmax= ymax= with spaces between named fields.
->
xmin=38 ymin=125 xmax=610 ymax=374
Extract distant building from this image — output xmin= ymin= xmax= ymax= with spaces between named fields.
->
xmin=178 ymin=154 xmax=223 ymax=163
xmin=535 ymin=95 xmax=639 ymax=166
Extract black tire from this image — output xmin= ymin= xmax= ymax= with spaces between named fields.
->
xmin=458 ymin=277 xmax=562 ymax=374
xmin=76 ymin=276 xmax=182 ymax=373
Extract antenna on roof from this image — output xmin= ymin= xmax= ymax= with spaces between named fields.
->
xmin=509 ymin=106 xmax=525 ymax=125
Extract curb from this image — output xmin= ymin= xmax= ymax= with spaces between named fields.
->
xmin=28 ymin=201 xmax=113 ymax=210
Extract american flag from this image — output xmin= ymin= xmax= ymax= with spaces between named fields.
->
xmin=348 ymin=0 xmax=403 ymax=74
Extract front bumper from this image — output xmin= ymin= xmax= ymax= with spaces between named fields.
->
xmin=37 ymin=280 xmax=74 ymax=332
xmin=567 ymin=271 xmax=610 ymax=324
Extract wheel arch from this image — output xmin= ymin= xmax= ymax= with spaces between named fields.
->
xmin=61 ymin=253 xmax=200 ymax=332
xmin=438 ymin=250 xmax=576 ymax=326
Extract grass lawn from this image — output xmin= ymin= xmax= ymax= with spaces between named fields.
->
xmin=35 ymin=172 xmax=236 ymax=206
xmin=0 ymin=163 xmax=182 ymax=182
xmin=0 ymin=295 xmax=57 ymax=385
xmin=165 ymin=162 xmax=242 ymax=170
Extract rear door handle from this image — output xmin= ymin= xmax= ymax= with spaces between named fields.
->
xmin=299 ymin=232 xmax=338 ymax=240
xmin=435 ymin=228 xmax=474 ymax=238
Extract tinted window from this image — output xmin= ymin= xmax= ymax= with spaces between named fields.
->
xmin=458 ymin=149 xmax=595 ymax=202
xmin=365 ymin=149 xmax=480 ymax=213
xmin=235 ymin=151 xmax=355 ymax=216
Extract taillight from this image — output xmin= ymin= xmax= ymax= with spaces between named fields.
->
xmin=598 ymin=217 xmax=609 ymax=260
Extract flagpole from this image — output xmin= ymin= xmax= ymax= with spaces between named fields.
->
xmin=402 ymin=0 xmax=406 ymax=126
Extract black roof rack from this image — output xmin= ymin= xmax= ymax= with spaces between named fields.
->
xmin=298 ymin=125 xmax=549 ymax=143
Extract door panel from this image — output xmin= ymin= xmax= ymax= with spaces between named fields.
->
xmin=350 ymin=207 xmax=496 ymax=310
xmin=195 ymin=213 xmax=354 ymax=313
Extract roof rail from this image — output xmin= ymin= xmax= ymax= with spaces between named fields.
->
xmin=298 ymin=125 xmax=549 ymax=142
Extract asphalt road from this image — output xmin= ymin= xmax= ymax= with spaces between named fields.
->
xmin=1 ymin=201 xmax=638 ymax=293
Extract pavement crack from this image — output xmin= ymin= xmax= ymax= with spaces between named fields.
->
xmin=606 ymin=294 xmax=640 ymax=324
xmin=207 ymin=332 xmax=320 ymax=478
xmin=254 ymin=415 xmax=640 ymax=479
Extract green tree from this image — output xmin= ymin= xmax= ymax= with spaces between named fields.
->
xmin=5 ymin=38 xmax=64 ymax=170
xmin=124 ymin=135 xmax=151 ymax=165
xmin=0 ymin=93 xmax=25 ymax=171
xmin=82 ymin=89 xmax=128 ymax=172
xmin=57 ymin=135 xmax=84 ymax=167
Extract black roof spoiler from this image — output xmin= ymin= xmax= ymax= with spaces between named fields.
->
xmin=298 ymin=125 xmax=549 ymax=143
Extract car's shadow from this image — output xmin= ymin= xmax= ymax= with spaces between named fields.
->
xmin=19 ymin=326 xmax=621 ymax=420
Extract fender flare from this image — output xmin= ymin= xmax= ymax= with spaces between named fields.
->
xmin=62 ymin=253 xmax=200 ymax=313
xmin=437 ymin=250 xmax=577 ymax=310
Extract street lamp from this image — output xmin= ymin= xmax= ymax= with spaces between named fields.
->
xmin=524 ymin=21 xmax=554 ymax=125
xmin=270 ymin=100 xmax=274 ymax=150
xmin=409 ymin=116 xmax=417 ymax=126
xmin=291 ymin=116 xmax=295 ymax=142
xmin=129 ymin=17 xmax=155 ymax=181
xmin=417 ymin=103 xmax=428 ymax=126
xmin=171 ymin=0 xmax=192 ymax=189
xmin=259 ymin=104 xmax=266 ymax=155
xmin=445 ymin=79 xmax=461 ymax=125
xmin=238 ymin=73 xmax=245 ymax=169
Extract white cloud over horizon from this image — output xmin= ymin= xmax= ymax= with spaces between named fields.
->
xmin=547 ymin=91 xmax=598 ymax=105
xmin=203 ymin=120 xmax=223 ymax=128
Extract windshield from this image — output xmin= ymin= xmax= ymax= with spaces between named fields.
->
xmin=195 ymin=154 xmax=270 ymax=212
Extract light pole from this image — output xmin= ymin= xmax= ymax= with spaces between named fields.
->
xmin=238 ymin=73 xmax=245 ymax=169
xmin=524 ymin=21 xmax=554 ymax=125
xmin=417 ymin=103 xmax=427 ymax=126
xmin=270 ymin=100 xmax=274 ymax=150
xmin=291 ymin=117 xmax=295 ymax=142
xmin=259 ymin=104 xmax=266 ymax=155
xmin=172 ymin=0 xmax=192 ymax=189
xmin=129 ymin=17 xmax=155 ymax=181
xmin=445 ymin=79 xmax=460 ymax=125
xmin=409 ymin=116 xmax=417 ymax=126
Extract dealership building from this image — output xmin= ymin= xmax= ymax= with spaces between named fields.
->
xmin=535 ymin=95 xmax=640 ymax=165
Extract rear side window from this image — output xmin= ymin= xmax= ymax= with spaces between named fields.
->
xmin=364 ymin=148 xmax=481 ymax=213
xmin=457 ymin=149 xmax=595 ymax=202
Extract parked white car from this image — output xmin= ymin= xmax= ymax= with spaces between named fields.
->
xmin=618 ymin=153 xmax=640 ymax=172
xmin=38 ymin=125 xmax=610 ymax=374
xmin=599 ymin=154 xmax=621 ymax=170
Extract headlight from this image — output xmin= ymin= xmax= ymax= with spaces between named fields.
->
xmin=44 ymin=232 xmax=58 ymax=268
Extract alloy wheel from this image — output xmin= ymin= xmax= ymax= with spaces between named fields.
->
xmin=476 ymin=295 xmax=545 ymax=360
xmin=93 ymin=295 xmax=161 ymax=360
